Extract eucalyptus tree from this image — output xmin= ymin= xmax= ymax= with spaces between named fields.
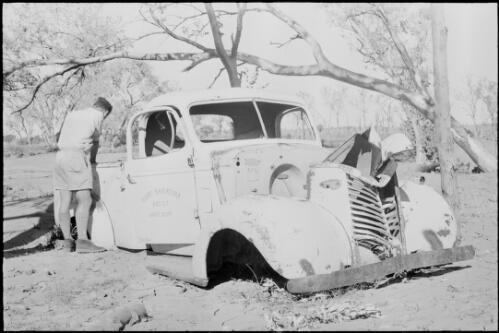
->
xmin=3 ymin=3 xmax=496 ymax=171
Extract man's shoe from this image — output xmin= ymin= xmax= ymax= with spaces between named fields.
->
xmin=76 ymin=239 xmax=107 ymax=253
xmin=55 ymin=239 xmax=75 ymax=252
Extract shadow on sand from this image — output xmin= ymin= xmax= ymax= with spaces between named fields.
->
xmin=3 ymin=199 xmax=57 ymax=259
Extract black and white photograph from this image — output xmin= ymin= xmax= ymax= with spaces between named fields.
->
xmin=3 ymin=2 xmax=497 ymax=330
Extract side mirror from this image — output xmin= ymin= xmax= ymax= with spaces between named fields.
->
xmin=381 ymin=133 xmax=413 ymax=161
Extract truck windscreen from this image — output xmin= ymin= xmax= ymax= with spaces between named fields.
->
xmin=189 ymin=101 xmax=264 ymax=142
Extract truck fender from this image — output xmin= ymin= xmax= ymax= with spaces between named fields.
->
xmin=192 ymin=195 xmax=354 ymax=281
xmin=399 ymin=181 xmax=458 ymax=252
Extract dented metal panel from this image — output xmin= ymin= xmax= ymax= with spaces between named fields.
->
xmin=210 ymin=195 xmax=353 ymax=279
xmin=399 ymin=181 xmax=458 ymax=251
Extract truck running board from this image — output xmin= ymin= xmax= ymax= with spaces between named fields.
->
xmin=286 ymin=245 xmax=475 ymax=294
xmin=145 ymin=253 xmax=208 ymax=287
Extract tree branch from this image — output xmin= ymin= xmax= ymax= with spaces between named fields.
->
xmin=181 ymin=53 xmax=216 ymax=71
xmin=265 ymin=4 xmax=327 ymax=65
xmin=11 ymin=64 xmax=83 ymax=114
xmin=8 ymin=48 xmax=431 ymax=117
xmin=236 ymin=52 xmax=321 ymax=75
xmin=4 ymin=51 xmax=216 ymax=78
xmin=269 ymin=34 xmax=301 ymax=48
xmin=231 ymin=3 xmax=247 ymax=57
xmin=208 ymin=67 xmax=227 ymax=88
xmin=170 ymin=12 xmax=207 ymax=31
xmin=205 ymin=4 xmax=231 ymax=65
xmin=8 ymin=51 xmax=217 ymax=114
xmin=356 ymin=5 xmax=433 ymax=103
xmin=371 ymin=6 xmax=420 ymax=86
xmin=125 ymin=81 xmax=137 ymax=106
xmin=52 ymin=31 xmax=85 ymax=43
xmin=147 ymin=7 xmax=211 ymax=52
xmin=236 ymin=51 xmax=430 ymax=111
xmin=205 ymin=3 xmax=241 ymax=86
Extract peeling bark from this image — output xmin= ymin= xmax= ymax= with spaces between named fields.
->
xmin=409 ymin=114 xmax=427 ymax=165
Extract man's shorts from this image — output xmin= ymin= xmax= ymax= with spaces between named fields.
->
xmin=53 ymin=149 xmax=93 ymax=191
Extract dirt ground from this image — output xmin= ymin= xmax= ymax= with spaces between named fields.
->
xmin=3 ymin=150 xmax=498 ymax=330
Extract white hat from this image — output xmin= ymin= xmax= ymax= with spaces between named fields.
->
xmin=381 ymin=133 xmax=413 ymax=160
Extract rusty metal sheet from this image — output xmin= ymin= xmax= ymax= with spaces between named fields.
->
xmin=286 ymin=245 xmax=475 ymax=294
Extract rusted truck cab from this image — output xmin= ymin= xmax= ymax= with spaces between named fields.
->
xmin=54 ymin=88 xmax=474 ymax=293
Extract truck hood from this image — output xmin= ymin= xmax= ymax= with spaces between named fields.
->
xmin=206 ymin=141 xmax=331 ymax=202
xmin=198 ymin=138 xmax=323 ymax=154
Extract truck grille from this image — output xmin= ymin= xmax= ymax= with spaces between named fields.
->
xmin=346 ymin=174 xmax=393 ymax=252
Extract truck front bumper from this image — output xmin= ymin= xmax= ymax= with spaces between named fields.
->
xmin=286 ymin=245 xmax=475 ymax=294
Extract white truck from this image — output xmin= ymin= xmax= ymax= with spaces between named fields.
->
xmin=54 ymin=88 xmax=474 ymax=293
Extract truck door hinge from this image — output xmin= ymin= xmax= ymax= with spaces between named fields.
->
xmin=188 ymin=156 xmax=195 ymax=168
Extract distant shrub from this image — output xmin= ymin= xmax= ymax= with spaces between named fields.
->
xmin=112 ymin=130 xmax=126 ymax=148
xmin=12 ymin=147 xmax=25 ymax=158
xmin=46 ymin=145 xmax=59 ymax=153
xmin=15 ymin=138 xmax=29 ymax=145
xmin=3 ymin=134 xmax=16 ymax=143
xmin=31 ymin=136 xmax=44 ymax=144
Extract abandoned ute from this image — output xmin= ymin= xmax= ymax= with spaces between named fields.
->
xmin=54 ymin=88 xmax=474 ymax=293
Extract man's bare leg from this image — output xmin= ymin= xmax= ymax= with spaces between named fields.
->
xmin=75 ymin=189 xmax=106 ymax=253
xmin=75 ymin=189 xmax=92 ymax=240
xmin=57 ymin=189 xmax=73 ymax=239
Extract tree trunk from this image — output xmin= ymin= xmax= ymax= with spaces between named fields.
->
xmin=471 ymin=114 xmax=479 ymax=138
xmin=19 ymin=113 xmax=32 ymax=145
xmin=409 ymin=114 xmax=427 ymax=165
xmin=431 ymin=3 xmax=461 ymax=244
xmin=451 ymin=121 xmax=497 ymax=172
xmin=205 ymin=3 xmax=241 ymax=88
xmin=227 ymin=62 xmax=241 ymax=87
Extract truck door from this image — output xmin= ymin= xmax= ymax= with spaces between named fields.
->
xmin=120 ymin=107 xmax=200 ymax=254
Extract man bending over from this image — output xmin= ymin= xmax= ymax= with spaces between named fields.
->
xmin=54 ymin=97 xmax=112 ymax=253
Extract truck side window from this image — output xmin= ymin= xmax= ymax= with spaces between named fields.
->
xmin=256 ymin=101 xmax=315 ymax=140
xmin=277 ymin=109 xmax=315 ymax=140
xmin=131 ymin=111 xmax=185 ymax=159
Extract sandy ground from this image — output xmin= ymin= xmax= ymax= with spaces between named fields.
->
xmin=3 ymin=151 xmax=498 ymax=330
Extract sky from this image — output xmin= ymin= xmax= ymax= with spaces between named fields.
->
xmin=99 ymin=3 xmax=498 ymax=126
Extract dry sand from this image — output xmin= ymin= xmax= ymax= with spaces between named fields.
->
xmin=3 ymin=152 xmax=497 ymax=330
